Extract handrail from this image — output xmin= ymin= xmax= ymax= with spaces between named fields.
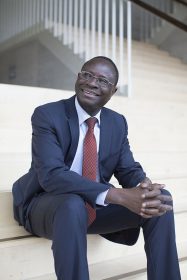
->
xmin=129 ymin=0 xmax=187 ymax=32
xmin=174 ymin=0 xmax=187 ymax=7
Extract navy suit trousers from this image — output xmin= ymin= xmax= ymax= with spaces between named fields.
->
xmin=26 ymin=189 xmax=181 ymax=280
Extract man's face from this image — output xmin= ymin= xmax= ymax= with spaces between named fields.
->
xmin=75 ymin=58 xmax=117 ymax=116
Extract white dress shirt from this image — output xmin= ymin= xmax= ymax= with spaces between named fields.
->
xmin=70 ymin=98 xmax=108 ymax=206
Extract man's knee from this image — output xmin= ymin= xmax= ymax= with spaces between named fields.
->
xmin=161 ymin=188 xmax=172 ymax=196
xmin=161 ymin=188 xmax=173 ymax=206
xmin=54 ymin=194 xmax=87 ymax=223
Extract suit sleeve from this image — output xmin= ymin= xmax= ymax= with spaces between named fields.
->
xmin=114 ymin=116 xmax=146 ymax=188
xmin=31 ymin=106 xmax=110 ymax=207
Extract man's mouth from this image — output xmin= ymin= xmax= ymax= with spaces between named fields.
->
xmin=82 ymin=89 xmax=99 ymax=97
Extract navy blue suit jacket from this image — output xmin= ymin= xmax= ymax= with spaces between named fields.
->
xmin=12 ymin=95 xmax=146 ymax=245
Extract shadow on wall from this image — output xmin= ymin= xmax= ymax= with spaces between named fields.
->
xmin=0 ymin=39 xmax=77 ymax=91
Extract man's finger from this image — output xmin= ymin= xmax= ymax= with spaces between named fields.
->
xmin=141 ymin=207 xmax=159 ymax=215
xmin=159 ymin=204 xmax=173 ymax=212
xmin=141 ymin=183 xmax=165 ymax=190
xmin=142 ymin=200 xmax=161 ymax=208
xmin=151 ymin=183 xmax=165 ymax=190
xmin=157 ymin=194 xmax=173 ymax=203
xmin=142 ymin=189 xmax=161 ymax=199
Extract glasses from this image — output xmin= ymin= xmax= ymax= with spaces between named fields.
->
xmin=78 ymin=71 xmax=115 ymax=87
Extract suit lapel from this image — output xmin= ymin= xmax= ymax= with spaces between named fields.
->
xmin=64 ymin=96 xmax=79 ymax=166
xmin=99 ymin=108 xmax=113 ymax=163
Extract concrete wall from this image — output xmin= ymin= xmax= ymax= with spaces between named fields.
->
xmin=0 ymin=39 xmax=76 ymax=91
xmin=159 ymin=28 xmax=187 ymax=63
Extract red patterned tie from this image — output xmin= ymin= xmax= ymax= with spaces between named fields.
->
xmin=82 ymin=117 xmax=97 ymax=226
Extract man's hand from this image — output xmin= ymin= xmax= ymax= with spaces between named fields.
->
xmin=105 ymin=186 xmax=163 ymax=218
xmin=140 ymin=189 xmax=173 ymax=218
xmin=105 ymin=178 xmax=173 ymax=218
xmin=139 ymin=178 xmax=173 ymax=218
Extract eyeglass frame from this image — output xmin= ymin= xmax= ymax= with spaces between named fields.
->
xmin=78 ymin=71 xmax=115 ymax=87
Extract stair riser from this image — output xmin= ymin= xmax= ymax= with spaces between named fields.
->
xmin=0 ymin=233 xmax=186 ymax=280
xmin=1 ymin=190 xmax=187 ymax=239
xmin=1 ymin=161 xmax=187 ymax=192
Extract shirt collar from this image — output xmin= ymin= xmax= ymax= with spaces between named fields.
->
xmin=75 ymin=97 xmax=101 ymax=126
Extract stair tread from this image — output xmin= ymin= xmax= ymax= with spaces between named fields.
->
xmin=1 ymin=237 xmax=186 ymax=280
xmin=24 ymin=248 xmax=187 ymax=280
xmin=0 ymin=188 xmax=187 ymax=240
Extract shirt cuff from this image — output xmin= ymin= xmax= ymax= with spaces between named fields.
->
xmin=96 ymin=190 xmax=109 ymax=206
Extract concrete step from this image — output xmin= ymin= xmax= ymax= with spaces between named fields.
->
xmin=132 ymin=71 xmax=187 ymax=86
xmin=27 ymin=275 xmax=56 ymax=280
xmin=132 ymin=81 xmax=187 ymax=98
xmin=0 ymin=84 xmax=72 ymax=103
xmin=83 ymin=34 xmax=186 ymax=66
xmin=0 ymin=237 xmax=186 ymax=280
xmin=0 ymin=155 xmax=30 ymax=190
xmin=89 ymin=252 xmax=187 ymax=280
xmin=24 ymin=252 xmax=143 ymax=280
xmin=0 ymin=129 xmax=31 ymax=153
xmin=23 ymin=259 xmax=187 ymax=280
xmin=99 ymin=47 xmax=187 ymax=74
xmin=1 ymin=84 xmax=187 ymax=118
xmin=87 ymin=213 xmax=187 ymax=265
xmin=1 ymin=191 xmax=187 ymax=270
xmin=0 ymin=237 xmax=54 ymax=280
xmin=1 ymin=152 xmax=187 ymax=189
xmin=132 ymin=69 xmax=187 ymax=84
xmin=131 ymin=50 xmax=187 ymax=69
xmin=2 ymin=101 xmax=187 ymax=130
xmin=178 ymin=260 xmax=187 ymax=280
xmin=133 ymin=152 xmax=187 ymax=179
xmin=132 ymin=66 xmax=187 ymax=82
xmin=1 ymin=120 xmax=187 ymax=153
xmin=0 ymin=191 xmax=30 ymax=239
xmin=133 ymin=88 xmax=187 ymax=101
xmin=131 ymin=52 xmax=187 ymax=68
xmin=2 ymin=94 xmax=187 ymax=122
xmin=1 ymin=189 xmax=187 ymax=256
xmin=1 ymin=188 xmax=186 ymax=279
xmin=91 ymin=258 xmax=187 ymax=280
xmin=1 ymin=188 xmax=187 ymax=240
xmin=0 ymin=83 xmax=186 ymax=103
xmin=1 ymin=97 xmax=187 ymax=153
xmin=1 ymin=84 xmax=187 ymax=105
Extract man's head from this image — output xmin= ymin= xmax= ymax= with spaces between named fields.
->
xmin=75 ymin=56 xmax=118 ymax=116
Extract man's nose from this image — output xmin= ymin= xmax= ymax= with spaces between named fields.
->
xmin=86 ymin=77 xmax=99 ymax=87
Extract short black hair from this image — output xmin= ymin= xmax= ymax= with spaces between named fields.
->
xmin=81 ymin=56 xmax=119 ymax=85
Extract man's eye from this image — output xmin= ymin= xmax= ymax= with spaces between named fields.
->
xmin=83 ymin=72 xmax=92 ymax=79
xmin=98 ymin=78 xmax=108 ymax=86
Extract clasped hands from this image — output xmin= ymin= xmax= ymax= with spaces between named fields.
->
xmin=137 ymin=177 xmax=173 ymax=218
xmin=106 ymin=177 xmax=173 ymax=218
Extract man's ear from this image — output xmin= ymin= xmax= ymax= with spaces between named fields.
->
xmin=109 ymin=86 xmax=118 ymax=100
xmin=114 ymin=86 xmax=118 ymax=93
xmin=112 ymin=86 xmax=118 ymax=95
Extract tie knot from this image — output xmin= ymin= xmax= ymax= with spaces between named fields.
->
xmin=86 ymin=117 xmax=97 ymax=129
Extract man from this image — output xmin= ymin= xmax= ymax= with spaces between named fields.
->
xmin=12 ymin=56 xmax=181 ymax=280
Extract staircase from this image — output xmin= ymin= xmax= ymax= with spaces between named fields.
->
xmin=1 ymin=38 xmax=187 ymax=279
xmin=148 ymin=1 xmax=187 ymax=63
xmin=0 ymin=0 xmax=187 ymax=279
xmin=0 ymin=0 xmax=187 ymax=93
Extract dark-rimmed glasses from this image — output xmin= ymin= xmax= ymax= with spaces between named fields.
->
xmin=78 ymin=71 xmax=115 ymax=88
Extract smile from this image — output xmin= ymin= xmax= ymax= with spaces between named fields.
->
xmin=82 ymin=90 xmax=99 ymax=97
